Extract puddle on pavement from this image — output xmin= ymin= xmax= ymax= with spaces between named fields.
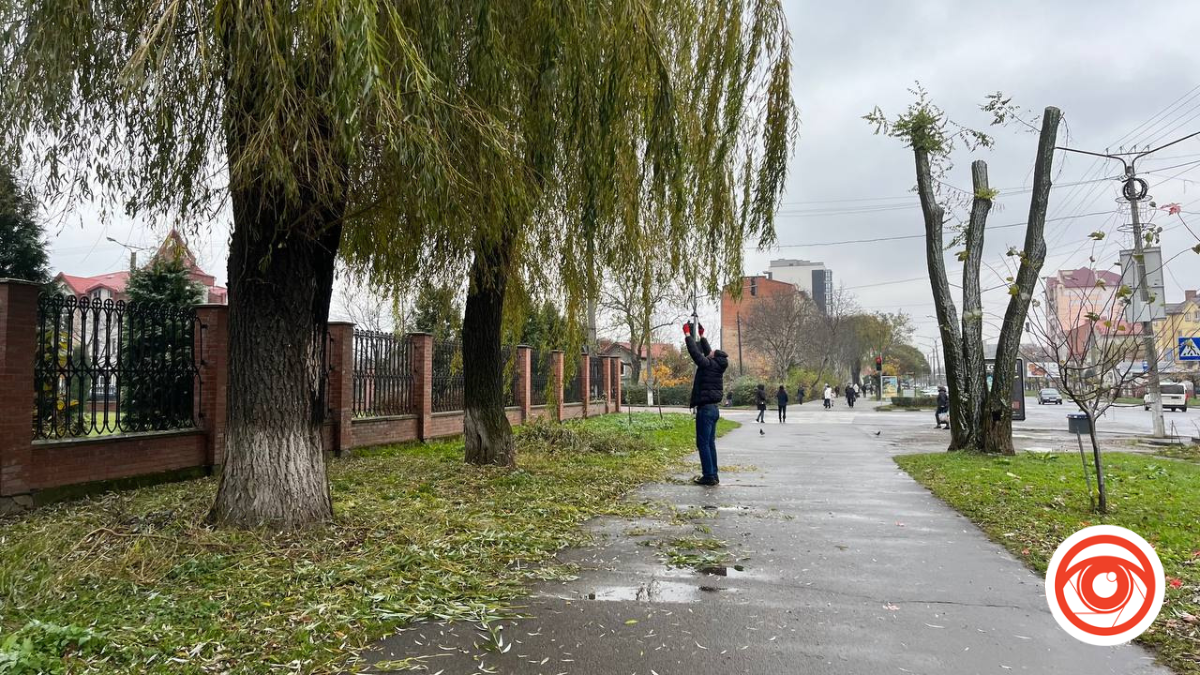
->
xmin=675 ymin=504 xmax=757 ymax=513
xmin=575 ymin=579 xmax=737 ymax=603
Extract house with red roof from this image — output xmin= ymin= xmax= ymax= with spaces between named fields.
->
xmin=54 ymin=229 xmax=227 ymax=305
xmin=599 ymin=340 xmax=679 ymax=381
xmin=1044 ymin=267 xmax=1123 ymax=335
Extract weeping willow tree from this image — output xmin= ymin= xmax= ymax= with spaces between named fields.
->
xmin=341 ymin=1 xmax=798 ymax=466
xmin=1 ymin=0 xmax=796 ymax=526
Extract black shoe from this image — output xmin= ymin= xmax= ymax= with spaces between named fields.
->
xmin=692 ymin=476 xmax=719 ymax=486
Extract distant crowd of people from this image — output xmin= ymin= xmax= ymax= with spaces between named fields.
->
xmin=735 ymin=381 xmax=861 ymax=423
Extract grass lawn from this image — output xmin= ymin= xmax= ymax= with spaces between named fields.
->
xmin=0 ymin=413 xmax=735 ymax=674
xmin=896 ymin=451 xmax=1200 ymax=674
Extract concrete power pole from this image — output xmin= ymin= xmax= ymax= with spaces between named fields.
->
xmin=1125 ymin=178 xmax=1165 ymax=438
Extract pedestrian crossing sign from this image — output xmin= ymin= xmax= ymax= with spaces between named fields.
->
xmin=1180 ymin=337 xmax=1200 ymax=362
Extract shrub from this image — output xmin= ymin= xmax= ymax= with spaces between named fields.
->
xmin=620 ymin=384 xmax=690 ymax=406
xmin=891 ymin=396 xmax=936 ymax=408
xmin=518 ymin=416 xmax=653 ymax=454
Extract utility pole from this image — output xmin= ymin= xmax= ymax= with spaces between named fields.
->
xmin=1055 ymin=130 xmax=1200 ymax=438
xmin=1125 ymin=178 xmax=1165 ymax=437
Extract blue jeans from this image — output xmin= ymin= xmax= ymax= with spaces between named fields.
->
xmin=696 ymin=404 xmax=720 ymax=479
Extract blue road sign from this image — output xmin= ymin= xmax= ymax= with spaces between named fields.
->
xmin=1142 ymin=360 xmax=1148 ymax=373
xmin=1180 ymin=337 xmax=1200 ymax=362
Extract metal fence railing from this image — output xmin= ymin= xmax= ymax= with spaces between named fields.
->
xmin=353 ymin=330 xmax=414 ymax=417
xmin=562 ymin=356 xmax=583 ymax=404
xmin=529 ymin=349 xmax=549 ymax=406
xmin=500 ymin=345 xmax=517 ymax=408
xmin=431 ymin=338 xmax=464 ymax=413
xmin=33 ymin=294 xmax=199 ymax=439
xmin=588 ymin=357 xmax=606 ymax=402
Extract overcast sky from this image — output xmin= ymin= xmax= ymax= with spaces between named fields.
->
xmin=45 ymin=0 xmax=1200 ymax=358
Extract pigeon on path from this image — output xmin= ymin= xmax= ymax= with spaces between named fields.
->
xmin=759 ymin=429 xmax=765 ymax=436
xmin=874 ymin=431 xmax=882 ymax=436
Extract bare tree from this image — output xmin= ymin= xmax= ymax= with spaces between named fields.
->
xmin=1027 ymin=280 xmax=1152 ymax=513
xmin=867 ymin=89 xmax=1062 ymax=453
xmin=601 ymin=267 xmax=689 ymax=385
xmin=334 ymin=272 xmax=407 ymax=334
xmin=742 ymin=290 xmax=815 ymax=380
xmin=802 ymin=286 xmax=860 ymax=389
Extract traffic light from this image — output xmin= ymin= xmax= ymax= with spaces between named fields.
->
xmin=875 ymin=356 xmax=883 ymax=372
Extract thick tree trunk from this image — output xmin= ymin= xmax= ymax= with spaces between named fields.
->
xmin=209 ymin=187 xmax=342 ymax=528
xmin=463 ymin=235 xmax=516 ymax=467
xmin=914 ymin=148 xmax=970 ymax=450
xmin=982 ymin=107 xmax=1061 ymax=455
xmin=959 ymin=161 xmax=991 ymax=450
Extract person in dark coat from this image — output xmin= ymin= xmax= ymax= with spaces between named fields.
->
xmin=846 ymin=385 xmax=858 ymax=408
xmin=935 ymin=385 xmax=950 ymax=429
xmin=796 ymin=385 xmax=806 ymax=405
xmin=776 ymin=385 xmax=789 ymax=422
xmin=754 ymin=384 xmax=767 ymax=423
xmin=685 ymin=323 xmax=728 ymax=485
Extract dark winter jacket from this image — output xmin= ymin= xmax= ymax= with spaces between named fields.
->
xmin=686 ymin=336 xmax=729 ymax=407
xmin=776 ymin=389 xmax=789 ymax=406
xmin=755 ymin=386 xmax=767 ymax=408
xmin=936 ymin=390 xmax=949 ymax=410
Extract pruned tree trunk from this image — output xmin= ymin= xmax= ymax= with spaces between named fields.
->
xmin=210 ymin=186 xmax=342 ymax=529
xmin=981 ymin=107 xmax=1061 ymax=455
xmin=914 ymin=147 xmax=970 ymax=450
xmin=958 ymin=160 xmax=991 ymax=450
xmin=463 ymin=234 xmax=516 ymax=467
xmin=1087 ymin=422 xmax=1107 ymax=513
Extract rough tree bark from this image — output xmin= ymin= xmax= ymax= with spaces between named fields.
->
xmin=914 ymin=147 xmax=969 ymax=449
xmin=463 ymin=233 xmax=517 ymax=467
xmin=958 ymin=160 xmax=991 ymax=449
xmin=980 ymin=107 xmax=1062 ymax=455
xmin=209 ymin=185 xmax=342 ymax=528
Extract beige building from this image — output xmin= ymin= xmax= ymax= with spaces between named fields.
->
xmin=1044 ymin=267 xmax=1122 ymax=334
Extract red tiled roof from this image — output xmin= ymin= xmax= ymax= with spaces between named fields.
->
xmin=56 ymin=271 xmax=130 ymax=296
xmin=604 ymin=341 xmax=677 ymax=359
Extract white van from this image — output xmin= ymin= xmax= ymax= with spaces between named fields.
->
xmin=1144 ymin=382 xmax=1189 ymax=412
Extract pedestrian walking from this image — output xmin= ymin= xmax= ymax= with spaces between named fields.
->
xmin=796 ymin=385 xmax=806 ymax=406
xmin=684 ymin=322 xmax=728 ymax=486
xmin=776 ymin=385 xmax=789 ymax=422
xmin=846 ymin=385 xmax=858 ymax=408
xmin=935 ymin=385 xmax=950 ymax=429
xmin=755 ymin=384 xmax=767 ymax=423
xmin=823 ymin=384 xmax=833 ymax=409
xmin=834 ymin=385 xmax=840 ymax=398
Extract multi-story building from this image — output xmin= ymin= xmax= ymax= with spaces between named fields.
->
xmin=766 ymin=259 xmax=833 ymax=313
xmin=1044 ymin=267 xmax=1122 ymax=334
xmin=719 ymin=274 xmax=805 ymax=376
xmin=1157 ymin=289 xmax=1200 ymax=376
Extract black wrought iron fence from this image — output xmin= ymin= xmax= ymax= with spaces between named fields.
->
xmin=588 ymin=357 xmax=606 ymax=402
xmin=529 ymin=349 xmax=549 ymax=406
xmin=353 ymin=330 xmax=414 ymax=417
xmin=562 ymin=356 xmax=583 ymax=404
xmin=33 ymin=294 xmax=199 ymax=439
xmin=501 ymin=345 xmax=517 ymax=408
xmin=431 ymin=338 xmax=464 ymax=413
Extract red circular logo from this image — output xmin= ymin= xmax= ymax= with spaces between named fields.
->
xmin=1045 ymin=525 xmax=1164 ymax=645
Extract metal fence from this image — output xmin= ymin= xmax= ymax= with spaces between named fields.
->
xmin=562 ymin=356 xmax=583 ymax=403
xmin=353 ymin=330 xmax=414 ymax=417
xmin=529 ymin=349 xmax=549 ymax=406
xmin=500 ymin=345 xmax=517 ymax=408
xmin=588 ymin=357 xmax=606 ymax=402
xmin=33 ymin=294 xmax=199 ymax=439
xmin=431 ymin=338 xmax=464 ymax=413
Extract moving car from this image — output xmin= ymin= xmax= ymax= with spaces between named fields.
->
xmin=1145 ymin=383 xmax=1189 ymax=412
xmin=920 ymin=386 xmax=940 ymax=398
xmin=1037 ymin=388 xmax=1062 ymax=405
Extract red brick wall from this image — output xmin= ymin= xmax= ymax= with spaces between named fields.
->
xmin=29 ymin=432 xmax=206 ymax=490
xmin=719 ymin=276 xmax=802 ymax=376
xmin=352 ymin=416 xmax=419 ymax=448
xmin=561 ymin=403 xmax=584 ymax=421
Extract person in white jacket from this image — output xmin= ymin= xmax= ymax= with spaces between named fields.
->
xmin=823 ymin=384 xmax=833 ymax=409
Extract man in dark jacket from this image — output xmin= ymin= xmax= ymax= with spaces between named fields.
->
xmin=684 ymin=322 xmax=728 ymax=486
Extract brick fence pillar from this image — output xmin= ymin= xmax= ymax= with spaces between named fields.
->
xmin=326 ymin=322 xmax=355 ymax=456
xmin=601 ymin=355 xmax=612 ymax=414
xmin=576 ymin=353 xmax=585 ymax=415
xmin=411 ymin=333 xmax=433 ymax=440
xmin=516 ymin=345 xmax=531 ymax=422
xmin=0 ymin=279 xmax=39 ymax=507
xmin=195 ymin=304 xmax=229 ymax=469
xmin=552 ymin=350 xmax=564 ymax=421
xmin=612 ymin=356 xmax=622 ymax=413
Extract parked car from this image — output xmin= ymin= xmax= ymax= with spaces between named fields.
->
xmin=920 ymin=386 xmax=940 ymax=397
xmin=1145 ymin=383 xmax=1189 ymax=412
xmin=1037 ymin=388 xmax=1062 ymax=405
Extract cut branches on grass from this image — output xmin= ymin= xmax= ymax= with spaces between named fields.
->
xmin=896 ymin=452 xmax=1200 ymax=674
xmin=0 ymin=414 xmax=734 ymax=674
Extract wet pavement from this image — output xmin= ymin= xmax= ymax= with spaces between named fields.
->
xmin=362 ymin=404 xmax=1169 ymax=674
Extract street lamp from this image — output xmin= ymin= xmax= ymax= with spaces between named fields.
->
xmin=105 ymin=236 xmax=151 ymax=271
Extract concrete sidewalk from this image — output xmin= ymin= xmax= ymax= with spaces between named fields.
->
xmin=364 ymin=409 xmax=1168 ymax=674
